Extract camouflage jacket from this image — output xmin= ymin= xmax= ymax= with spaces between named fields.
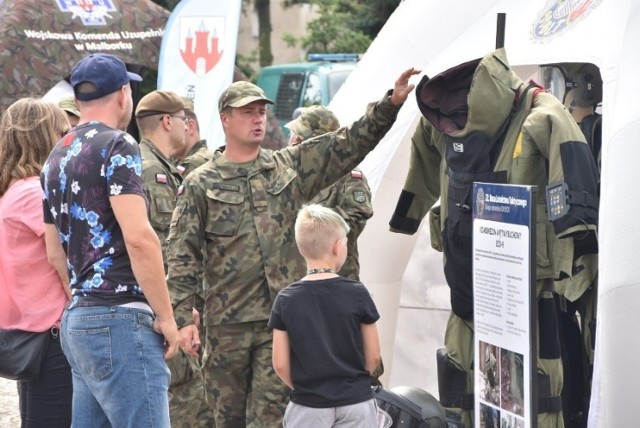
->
xmin=311 ymin=169 xmax=373 ymax=280
xmin=166 ymin=92 xmax=400 ymax=327
xmin=177 ymin=139 xmax=213 ymax=178
xmin=140 ymin=138 xmax=182 ymax=261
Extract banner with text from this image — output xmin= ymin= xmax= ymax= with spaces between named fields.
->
xmin=157 ymin=0 xmax=241 ymax=149
xmin=0 ymin=0 xmax=169 ymax=109
xmin=472 ymin=182 xmax=537 ymax=428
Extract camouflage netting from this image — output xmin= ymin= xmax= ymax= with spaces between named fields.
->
xmin=0 ymin=0 xmax=169 ymax=111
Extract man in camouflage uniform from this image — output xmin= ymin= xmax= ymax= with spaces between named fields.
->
xmin=285 ymin=105 xmax=373 ymax=280
xmin=135 ymin=91 xmax=204 ymax=427
xmin=389 ymin=49 xmax=599 ymax=428
xmin=176 ymin=97 xmax=213 ymax=178
xmin=166 ymin=68 xmax=419 ymax=427
xmin=135 ymin=90 xmax=186 ymax=257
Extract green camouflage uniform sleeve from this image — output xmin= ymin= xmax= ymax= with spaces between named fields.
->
xmin=390 ymin=116 xmax=446 ymax=234
xmin=275 ymin=91 xmax=401 ymax=201
xmin=178 ymin=140 xmax=213 ymax=178
xmin=332 ymin=170 xmax=374 ymax=231
xmin=165 ymin=176 xmax=208 ymax=327
xmin=140 ymin=141 xmax=181 ymax=261
xmin=334 ymin=171 xmax=373 ymax=279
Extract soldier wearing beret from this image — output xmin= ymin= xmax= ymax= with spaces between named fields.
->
xmin=134 ymin=90 xmax=200 ymax=426
xmin=166 ymin=68 xmax=420 ymax=427
xmin=135 ymin=90 xmax=187 ymax=260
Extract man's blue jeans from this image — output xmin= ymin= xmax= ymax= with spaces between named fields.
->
xmin=61 ymin=305 xmax=171 ymax=428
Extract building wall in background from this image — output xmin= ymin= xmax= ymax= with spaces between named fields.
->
xmin=237 ymin=2 xmax=316 ymax=71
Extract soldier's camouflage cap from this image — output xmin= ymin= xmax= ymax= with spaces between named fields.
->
xmin=135 ymin=90 xmax=185 ymax=118
xmin=285 ymin=105 xmax=340 ymax=141
xmin=218 ymin=81 xmax=274 ymax=111
xmin=59 ymin=97 xmax=80 ymax=118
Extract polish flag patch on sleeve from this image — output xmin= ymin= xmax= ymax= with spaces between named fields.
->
xmin=156 ymin=173 xmax=168 ymax=184
xmin=350 ymin=170 xmax=363 ymax=179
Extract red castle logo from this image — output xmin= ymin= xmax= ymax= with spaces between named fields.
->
xmin=181 ymin=20 xmax=223 ymax=76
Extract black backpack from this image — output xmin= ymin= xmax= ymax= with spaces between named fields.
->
xmin=374 ymin=385 xmax=447 ymax=428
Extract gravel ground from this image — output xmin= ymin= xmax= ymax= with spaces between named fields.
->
xmin=0 ymin=377 xmax=20 ymax=427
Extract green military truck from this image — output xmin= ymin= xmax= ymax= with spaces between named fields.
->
xmin=256 ymin=53 xmax=358 ymax=135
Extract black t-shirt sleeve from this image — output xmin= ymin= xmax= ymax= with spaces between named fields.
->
xmin=359 ymin=284 xmax=380 ymax=324
xmin=268 ymin=293 xmax=286 ymax=331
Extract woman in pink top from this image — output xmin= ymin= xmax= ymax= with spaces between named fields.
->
xmin=0 ymin=98 xmax=72 ymax=427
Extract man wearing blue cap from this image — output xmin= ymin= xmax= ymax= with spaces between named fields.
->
xmin=41 ymin=53 xmax=180 ymax=427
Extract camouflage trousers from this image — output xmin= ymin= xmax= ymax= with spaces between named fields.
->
xmin=167 ymin=349 xmax=214 ymax=428
xmin=441 ymin=288 xmax=564 ymax=428
xmin=203 ymin=321 xmax=290 ymax=428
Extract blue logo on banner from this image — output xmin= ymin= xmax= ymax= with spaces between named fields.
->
xmin=56 ymin=0 xmax=117 ymax=26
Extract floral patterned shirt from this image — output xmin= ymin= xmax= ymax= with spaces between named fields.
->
xmin=41 ymin=122 xmax=148 ymax=308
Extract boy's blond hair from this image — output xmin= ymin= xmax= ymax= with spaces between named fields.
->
xmin=295 ymin=204 xmax=350 ymax=260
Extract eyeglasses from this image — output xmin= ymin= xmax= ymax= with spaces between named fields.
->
xmin=161 ymin=114 xmax=189 ymax=123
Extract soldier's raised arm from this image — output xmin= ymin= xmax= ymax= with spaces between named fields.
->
xmin=276 ymin=67 xmax=420 ymax=201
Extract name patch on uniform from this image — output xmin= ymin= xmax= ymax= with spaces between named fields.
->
xmin=156 ymin=173 xmax=168 ymax=184
xmin=212 ymin=183 xmax=240 ymax=192
xmin=350 ymin=170 xmax=363 ymax=179
xmin=353 ymin=190 xmax=366 ymax=203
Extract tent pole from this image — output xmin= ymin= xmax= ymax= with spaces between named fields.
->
xmin=496 ymin=13 xmax=506 ymax=49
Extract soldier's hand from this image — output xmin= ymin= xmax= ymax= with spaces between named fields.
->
xmin=179 ymin=325 xmax=201 ymax=357
xmin=390 ymin=67 xmax=421 ymax=106
xmin=153 ymin=317 xmax=180 ymax=360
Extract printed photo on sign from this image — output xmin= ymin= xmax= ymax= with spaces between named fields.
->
xmin=479 ymin=341 xmax=500 ymax=407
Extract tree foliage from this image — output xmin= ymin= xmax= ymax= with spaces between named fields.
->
xmin=148 ymin=0 xmax=400 ymax=70
xmin=282 ymin=0 xmax=400 ymax=54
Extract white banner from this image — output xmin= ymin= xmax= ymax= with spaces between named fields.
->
xmin=157 ymin=0 xmax=242 ymax=149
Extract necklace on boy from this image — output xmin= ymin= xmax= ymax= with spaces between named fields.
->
xmin=306 ymin=268 xmax=335 ymax=275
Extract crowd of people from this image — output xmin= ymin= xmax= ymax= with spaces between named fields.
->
xmin=0 ymin=52 xmax=417 ymax=427
xmin=1 ymin=49 xmax=601 ymax=428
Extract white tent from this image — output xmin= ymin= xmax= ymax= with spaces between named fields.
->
xmin=330 ymin=0 xmax=640 ymax=425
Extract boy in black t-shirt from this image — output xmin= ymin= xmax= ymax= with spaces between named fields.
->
xmin=268 ymin=204 xmax=381 ymax=427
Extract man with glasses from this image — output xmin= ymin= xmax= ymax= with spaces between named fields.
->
xmin=135 ymin=90 xmax=188 ymax=261
xmin=135 ymin=90 xmax=200 ymax=425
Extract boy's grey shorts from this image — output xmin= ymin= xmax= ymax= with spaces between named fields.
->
xmin=283 ymin=398 xmax=379 ymax=427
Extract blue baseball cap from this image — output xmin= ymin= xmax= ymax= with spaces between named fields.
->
xmin=70 ymin=53 xmax=142 ymax=101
